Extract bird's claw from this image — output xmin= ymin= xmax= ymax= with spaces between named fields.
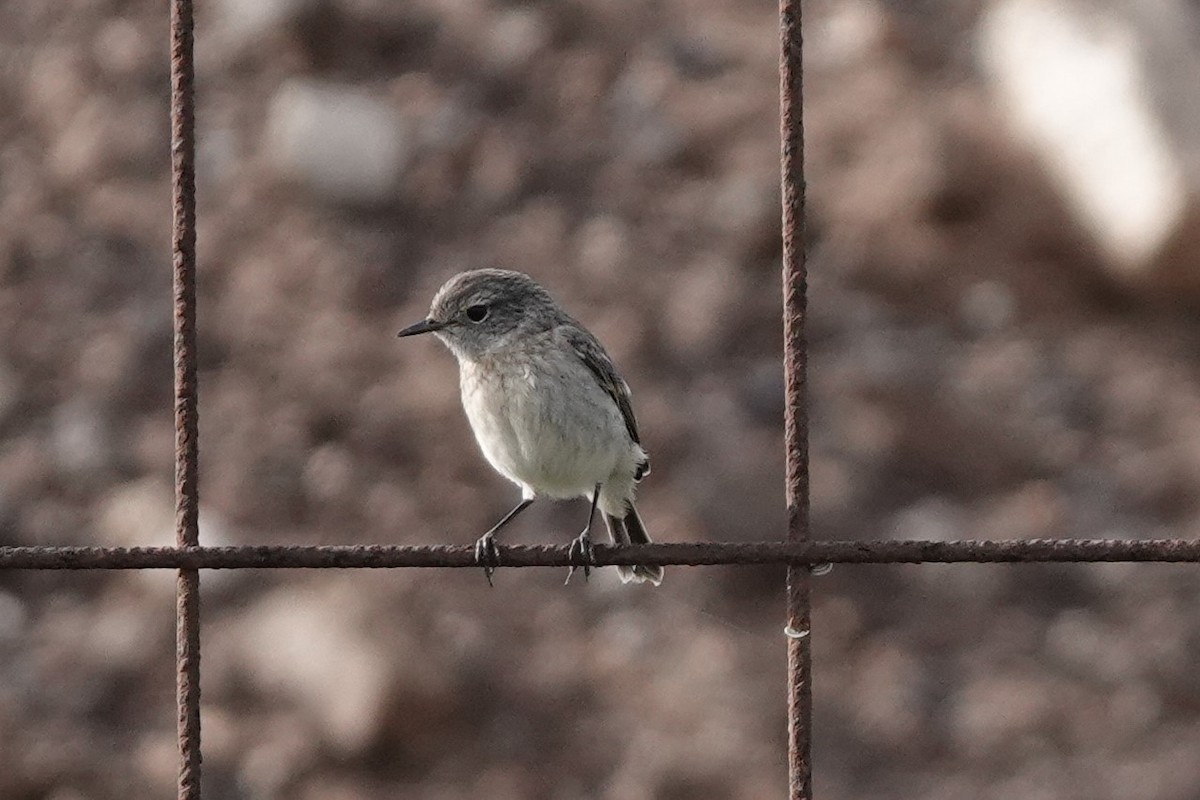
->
xmin=475 ymin=532 xmax=501 ymax=587
xmin=565 ymin=530 xmax=595 ymax=585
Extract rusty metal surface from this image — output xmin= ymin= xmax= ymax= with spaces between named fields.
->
xmin=5 ymin=539 xmax=1200 ymax=570
xmin=779 ymin=0 xmax=811 ymax=796
xmin=170 ymin=0 xmax=202 ymax=796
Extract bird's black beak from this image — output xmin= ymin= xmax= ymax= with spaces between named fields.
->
xmin=397 ymin=318 xmax=448 ymax=338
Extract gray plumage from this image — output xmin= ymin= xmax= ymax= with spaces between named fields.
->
xmin=398 ymin=268 xmax=663 ymax=585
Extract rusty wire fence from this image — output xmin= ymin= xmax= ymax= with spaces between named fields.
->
xmin=5 ymin=1 xmax=1200 ymax=799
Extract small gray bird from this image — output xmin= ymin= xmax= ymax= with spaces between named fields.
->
xmin=398 ymin=269 xmax=663 ymax=586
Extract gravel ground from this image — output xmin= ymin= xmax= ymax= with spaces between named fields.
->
xmin=3 ymin=0 xmax=1200 ymax=798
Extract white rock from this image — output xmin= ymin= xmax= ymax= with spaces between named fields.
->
xmin=611 ymin=61 xmax=686 ymax=167
xmin=485 ymin=8 xmax=550 ymax=73
xmin=214 ymin=583 xmax=394 ymax=755
xmin=215 ymin=0 xmax=323 ymax=51
xmin=808 ymin=0 xmax=889 ymax=69
xmin=978 ymin=0 xmax=1200 ymax=295
xmin=266 ymin=81 xmax=410 ymax=205
xmin=50 ymin=399 xmax=110 ymax=475
xmin=98 ymin=479 xmax=174 ymax=546
xmin=98 ymin=479 xmax=240 ymax=592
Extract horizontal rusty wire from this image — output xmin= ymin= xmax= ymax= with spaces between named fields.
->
xmin=3 ymin=539 xmax=1200 ymax=570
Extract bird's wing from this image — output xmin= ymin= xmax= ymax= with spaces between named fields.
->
xmin=561 ymin=325 xmax=642 ymax=447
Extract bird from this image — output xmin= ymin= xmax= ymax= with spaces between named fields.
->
xmin=397 ymin=268 xmax=663 ymax=586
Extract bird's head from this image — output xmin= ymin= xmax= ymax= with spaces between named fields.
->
xmin=397 ymin=269 xmax=563 ymax=360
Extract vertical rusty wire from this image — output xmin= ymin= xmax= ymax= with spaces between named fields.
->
xmin=170 ymin=0 xmax=202 ymax=797
xmin=779 ymin=0 xmax=811 ymax=797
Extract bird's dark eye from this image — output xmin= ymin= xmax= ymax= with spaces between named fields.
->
xmin=466 ymin=304 xmax=489 ymax=323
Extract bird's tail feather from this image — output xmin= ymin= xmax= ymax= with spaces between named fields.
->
xmin=603 ymin=503 xmax=664 ymax=586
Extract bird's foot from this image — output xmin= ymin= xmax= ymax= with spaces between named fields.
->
xmin=475 ymin=532 xmax=501 ymax=587
xmin=565 ymin=530 xmax=595 ymax=585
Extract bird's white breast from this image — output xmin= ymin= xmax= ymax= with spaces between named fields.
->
xmin=457 ymin=349 xmax=640 ymax=505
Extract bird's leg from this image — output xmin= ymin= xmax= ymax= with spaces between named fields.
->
xmin=566 ymin=484 xmax=601 ymax=584
xmin=475 ymin=498 xmax=533 ymax=586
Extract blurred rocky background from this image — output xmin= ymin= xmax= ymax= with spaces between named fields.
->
xmin=3 ymin=0 xmax=1200 ymax=797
